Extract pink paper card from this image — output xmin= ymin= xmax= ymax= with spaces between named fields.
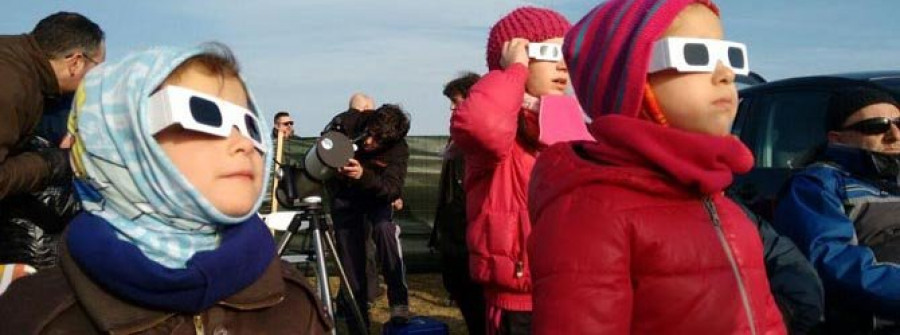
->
xmin=538 ymin=95 xmax=594 ymax=145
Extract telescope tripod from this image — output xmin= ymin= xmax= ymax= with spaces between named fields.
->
xmin=276 ymin=198 xmax=367 ymax=334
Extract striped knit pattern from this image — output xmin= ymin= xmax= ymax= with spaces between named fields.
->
xmin=564 ymin=0 xmax=719 ymax=119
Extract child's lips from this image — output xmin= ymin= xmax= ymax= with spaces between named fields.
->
xmin=552 ymin=78 xmax=568 ymax=89
xmin=222 ymin=170 xmax=254 ymax=180
xmin=712 ymin=97 xmax=735 ymax=109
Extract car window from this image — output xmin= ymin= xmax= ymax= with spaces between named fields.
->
xmin=745 ymin=90 xmax=831 ymax=168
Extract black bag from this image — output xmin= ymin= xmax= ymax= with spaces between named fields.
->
xmin=0 ymin=135 xmax=80 ymax=269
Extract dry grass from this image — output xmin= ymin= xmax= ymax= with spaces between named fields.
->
xmin=312 ymin=273 xmax=469 ymax=334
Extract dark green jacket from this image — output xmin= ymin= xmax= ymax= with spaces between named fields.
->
xmin=260 ymin=134 xmax=307 ymax=214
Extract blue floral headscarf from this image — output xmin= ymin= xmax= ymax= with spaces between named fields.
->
xmin=68 ymin=45 xmax=273 ymax=269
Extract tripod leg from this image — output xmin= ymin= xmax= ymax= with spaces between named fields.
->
xmin=323 ymin=227 xmax=368 ymax=333
xmin=276 ymin=230 xmax=295 ymax=256
xmin=310 ymin=228 xmax=334 ymax=318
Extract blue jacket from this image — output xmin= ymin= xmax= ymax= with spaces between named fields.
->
xmin=775 ymin=144 xmax=900 ymax=325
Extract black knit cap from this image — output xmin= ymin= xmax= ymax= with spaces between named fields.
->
xmin=827 ymin=86 xmax=900 ymax=131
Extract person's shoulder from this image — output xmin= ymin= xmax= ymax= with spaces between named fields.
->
xmin=375 ymin=139 xmax=409 ymax=159
xmin=791 ymin=161 xmax=847 ymax=189
xmin=0 ymin=267 xmax=95 ymax=333
xmin=279 ymin=261 xmax=333 ymax=330
xmin=391 ymin=139 xmax=409 ymax=151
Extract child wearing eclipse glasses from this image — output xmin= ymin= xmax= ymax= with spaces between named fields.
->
xmin=449 ymin=6 xmax=570 ymax=334
xmin=0 ymin=44 xmax=331 ymax=334
xmin=527 ymin=0 xmax=790 ymax=333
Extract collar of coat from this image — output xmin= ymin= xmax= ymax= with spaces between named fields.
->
xmin=20 ymin=34 xmax=61 ymax=98
xmin=59 ymin=238 xmax=285 ymax=333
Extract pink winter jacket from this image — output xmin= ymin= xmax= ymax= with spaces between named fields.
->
xmin=449 ymin=63 xmax=535 ymax=311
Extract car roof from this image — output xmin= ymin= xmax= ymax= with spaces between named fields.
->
xmin=740 ymin=70 xmax=900 ymax=96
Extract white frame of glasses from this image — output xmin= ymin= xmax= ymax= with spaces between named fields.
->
xmin=648 ymin=37 xmax=749 ymax=75
xmin=146 ymin=85 xmax=267 ymax=153
xmin=527 ymin=42 xmax=564 ymax=62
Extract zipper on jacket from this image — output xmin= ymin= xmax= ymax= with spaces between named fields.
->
xmin=703 ymin=196 xmax=758 ymax=335
xmin=193 ymin=314 xmax=205 ymax=335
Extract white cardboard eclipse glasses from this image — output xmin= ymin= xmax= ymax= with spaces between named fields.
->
xmin=527 ymin=43 xmax=563 ymax=62
xmin=649 ymin=37 xmax=749 ymax=75
xmin=147 ymin=85 xmax=267 ymax=153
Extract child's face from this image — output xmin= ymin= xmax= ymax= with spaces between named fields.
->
xmin=154 ymin=66 xmax=264 ymax=217
xmin=526 ymin=37 xmax=569 ymax=97
xmin=648 ymin=5 xmax=738 ymax=136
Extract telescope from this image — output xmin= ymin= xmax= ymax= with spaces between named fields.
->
xmin=269 ymin=130 xmax=365 ymax=333
xmin=275 ymin=130 xmax=354 ymax=208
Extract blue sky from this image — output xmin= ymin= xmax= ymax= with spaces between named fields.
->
xmin=5 ymin=1 xmax=899 ymax=136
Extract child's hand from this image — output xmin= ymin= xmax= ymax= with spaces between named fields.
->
xmin=500 ymin=38 xmax=530 ymax=69
xmin=338 ymin=158 xmax=363 ymax=179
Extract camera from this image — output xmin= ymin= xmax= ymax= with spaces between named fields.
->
xmin=275 ymin=130 xmax=354 ymax=208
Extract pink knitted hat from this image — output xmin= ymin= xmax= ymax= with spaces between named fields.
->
xmin=563 ymin=0 xmax=719 ymax=119
xmin=486 ymin=7 xmax=572 ymax=71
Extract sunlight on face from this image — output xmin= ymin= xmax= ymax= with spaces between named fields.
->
xmin=526 ymin=37 xmax=570 ymax=97
xmin=154 ymin=65 xmax=264 ymax=216
xmin=647 ymin=5 xmax=738 ymax=136
xmin=830 ymin=103 xmax=900 ymax=154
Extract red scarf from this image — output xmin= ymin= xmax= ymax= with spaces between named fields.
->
xmin=584 ymin=115 xmax=754 ymax=195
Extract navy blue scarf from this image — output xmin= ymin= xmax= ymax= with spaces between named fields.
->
xmin=66 ymin=212 xmax=275 ymax=313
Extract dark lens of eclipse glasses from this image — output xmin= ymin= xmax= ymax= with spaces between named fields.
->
xmin=189 ymin=96 xmax=223 ymax=127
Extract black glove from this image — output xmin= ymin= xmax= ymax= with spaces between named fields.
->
xmin=36 ymin=148 xmax=73 ymax=185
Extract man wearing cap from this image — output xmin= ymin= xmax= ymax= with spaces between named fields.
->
xmin=774 ymin=86 xmax=900 ymax=333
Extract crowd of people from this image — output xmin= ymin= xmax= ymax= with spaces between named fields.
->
xmin=1 ymin=1 xmax=899 ymax=334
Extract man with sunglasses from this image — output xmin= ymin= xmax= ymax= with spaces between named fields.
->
xmin=260 ymin=111 xmax=304 ymax=215
xmin=775 ymin=86 xmax=900 ymax=333
xmin=273 ymin=111 xmax=295 ymax=138
xmin=0 ymin=12 xmax=104 ymax=267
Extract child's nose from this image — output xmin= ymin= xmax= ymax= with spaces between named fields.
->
xmin=557 ymin=58 xmax=568 ymax=72
xmin=229 ymin=127 xmax=255 ymax=154
xmin=712 ymin=60 xmax=735 ymax=84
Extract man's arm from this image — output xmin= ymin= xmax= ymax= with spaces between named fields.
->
xmin=355 ymin=141 xmax=409 ymax=202
xmin=0 ymin=95 xmax=53 ymax=199
xmin=775 ymin=172 xmax=900 ymax=319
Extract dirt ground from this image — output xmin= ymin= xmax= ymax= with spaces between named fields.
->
xmin=312 ymin=273 xmax=469 ymax=334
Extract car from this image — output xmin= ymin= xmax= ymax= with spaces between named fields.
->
xmin=729 ymin=71 xmax=900 ymax=220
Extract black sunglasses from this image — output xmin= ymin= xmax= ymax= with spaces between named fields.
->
xmin=842 ymin=117 xmax=900 ymax=135
xmin=280 ymin=121 xmax=294 ymax=126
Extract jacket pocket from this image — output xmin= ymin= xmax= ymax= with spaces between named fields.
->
xmin=486 ymin=210 xmax=531 ymax=292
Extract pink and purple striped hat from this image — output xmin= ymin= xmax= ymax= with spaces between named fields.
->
xmin=564 ymin=0 xmax=719 ymax=120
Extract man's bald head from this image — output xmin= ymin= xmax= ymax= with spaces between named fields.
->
xmin=349 ymin=93 xmax=374 ymax=112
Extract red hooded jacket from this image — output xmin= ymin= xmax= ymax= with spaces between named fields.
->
xmin=528 ymin=116 xmax=786 ymax=334
xmin=449 ymin=63 xmax=535 ymax=311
